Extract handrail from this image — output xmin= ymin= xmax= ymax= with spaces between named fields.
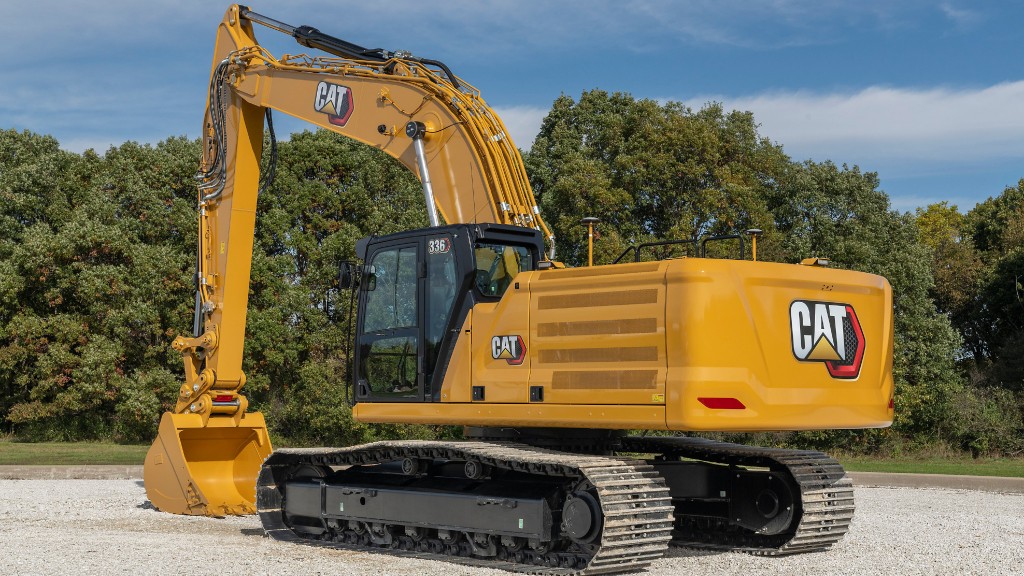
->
xmin=699 ymin=234 xmax=744 ymax=259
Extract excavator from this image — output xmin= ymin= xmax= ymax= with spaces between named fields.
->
xmin=145 ymin=5 xmax=895 ymax=574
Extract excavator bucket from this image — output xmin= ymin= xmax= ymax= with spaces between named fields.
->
xmin=144 ymin=411 xmax=272 ymax=516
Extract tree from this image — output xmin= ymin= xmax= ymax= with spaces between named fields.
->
xmin=972 ymin=250 xmax=1024 ymax=391
xmin=965 ymin=179 xmax=1024 ymax=256
xmin=955 ymin=182 xmax=1024 ymax=378
xmin=2 ymin=104 xmax=1020 ymax=455
xmin=913 ymin=203 xmax=984 ymax=360
xmin=0 ymin=128 xmax=444 ymax=445
xmin=909 ymin=191 xmax=1024 ymax=455
xmin=525 ymin=91 xmax=787 ymax=266
xmin=0 ymin=131 xmax=197 ymax=441
xmin=0 ymin=129 xmax=85 ymax=436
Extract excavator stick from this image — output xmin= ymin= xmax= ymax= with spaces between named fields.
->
xmin=144 ymin=411 xmax=272 ymax=516
xmin=143 ymin=4 xmax=275 ymax=516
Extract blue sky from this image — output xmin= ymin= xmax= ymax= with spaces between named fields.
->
xmin=2 ymin=1 xmax=1021 ymax=212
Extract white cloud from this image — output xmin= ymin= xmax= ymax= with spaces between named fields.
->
xmin=493 ymin=82 xmax=1024 ymax=174
xmin=940 ymin=3 xmax=984 ymax=31
xmin=488 ymin=82 xmax=1024 ymax=211
xmin=491 ymin=106 xmax=549 ymax=150
xmin=687 ymin=81 xmax=1024 ymax=169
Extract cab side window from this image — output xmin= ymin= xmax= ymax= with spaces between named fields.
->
xmin=474 ymin=243 xmax=532 ymax=298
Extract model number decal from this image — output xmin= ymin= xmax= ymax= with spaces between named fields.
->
xmin=427 ymin=237 xmax=451 ymax=255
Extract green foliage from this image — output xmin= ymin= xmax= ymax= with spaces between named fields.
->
xmin=0 ymin=127 xmax=452 ymax=447
xmin=986 ymin=331 xmax=1024 ymax=392
xmin=0 ymin=131 xmax=196 ymax=441
xmin=949 ymin=386 xmax=1024 ymax=456
xmin=526 ymin=91 xmax=785 ymax=266
xmin=957 ymin=183 xmax=1024 ymax=354
xmin=2 ymin=93 xmax=1022 ymax=456
xmin=970 ymin=250 xmax=1024 ymax=372
xmin=907 ymin=190 xmax=1024 ymax=456
xmin=914 ymin=202 xmax=984 ymax=359
xmin=965 ymin=179 xmax=1024 ymax=255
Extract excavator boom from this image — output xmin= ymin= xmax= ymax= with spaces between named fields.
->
xmin=145 ymin=5 xmax=553 ymax=517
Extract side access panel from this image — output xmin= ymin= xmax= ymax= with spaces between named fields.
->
xmin=527 ymin=262 xmax=668 ymax=407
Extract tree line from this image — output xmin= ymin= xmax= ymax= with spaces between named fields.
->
xmin=1 ymin=90 xmax=1021 ymax=455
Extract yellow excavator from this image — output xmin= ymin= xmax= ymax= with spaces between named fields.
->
xmin=145 ymin=5 xmax=894 ymax=574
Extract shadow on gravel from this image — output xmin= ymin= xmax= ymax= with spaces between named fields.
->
xmin=241 ymin=528 xmax=266 ymax=537
xmin=137 ymin=500 xmax=157 ymax=511
xmin=134 ymin=480 xmax=145 ymax=488
xmin=664 ymin=547 xmax=727 ymax=558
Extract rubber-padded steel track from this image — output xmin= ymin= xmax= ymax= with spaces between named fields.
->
xmin=257 ymin=440 xmax=674 ymax=575
xmin=620 ymin=436 xmax=855 ymax=555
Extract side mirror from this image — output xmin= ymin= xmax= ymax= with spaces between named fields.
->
xmin=339 ymin=261 xmax=356 ymax=289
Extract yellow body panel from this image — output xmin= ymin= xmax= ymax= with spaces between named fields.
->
xmin=530 ymin=263 xmax=667 ymax=406
xmin=663 ymin=259 xmax=893 ymax=431
xmin=355 ymin=403 xmax=667 ymax=429
xmin=356 ymin=258 xmax=895 ymax=431
xmin=439 ymin=310 xmax=475 ymax=402
xmin=468 ymin=299 xmax=532 ymax=403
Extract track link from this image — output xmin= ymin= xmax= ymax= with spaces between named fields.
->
xmin=257 ymin=440 xmax=674 ymax=575
xmin=620 ymin=436 xmax=854 ymax=555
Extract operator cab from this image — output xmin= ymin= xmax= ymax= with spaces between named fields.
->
xmin=348 ymin=224 xmax=542 ymax=403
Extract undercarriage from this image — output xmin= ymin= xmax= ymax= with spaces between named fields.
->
xmin=256 ymin=432 xmax=853 ymax=575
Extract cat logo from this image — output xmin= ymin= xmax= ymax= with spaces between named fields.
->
xmin=790 ymin=300 xmax=865 ymax=379
xmin=491 ymin=335 xmax=526 ymax=366
xmin=313 ymin=81 xmax=354 ymax=126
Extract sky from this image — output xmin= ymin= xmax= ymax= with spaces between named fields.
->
xmin=2 ymin=1 xmax=1021 ymax=213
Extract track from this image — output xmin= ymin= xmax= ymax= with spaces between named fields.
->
xmin=256 ymin=437 xmax=854 ymax=574
xmin=621 ymin=436 xmax=855 ymax=555
xmin=257 ymin=440 xmax=675 ymax=575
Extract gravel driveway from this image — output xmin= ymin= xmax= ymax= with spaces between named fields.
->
xmin=0 ymin=480 xmax=1021 ymax=575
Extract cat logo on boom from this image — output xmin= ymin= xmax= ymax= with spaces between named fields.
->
xmin=790 ymin=300 xmax=865 ymax=379
xmin=313 ymin=81 xmax=354 ymax=126
xmin=491 ymin=335 xmax=526 ymax=366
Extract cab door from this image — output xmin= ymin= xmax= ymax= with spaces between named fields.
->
xmin=355 ymin=233 xmax=458 ymax=402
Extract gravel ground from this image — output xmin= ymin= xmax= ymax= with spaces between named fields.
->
xmin=0 ymin=480 xmax=1021 ymax=576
